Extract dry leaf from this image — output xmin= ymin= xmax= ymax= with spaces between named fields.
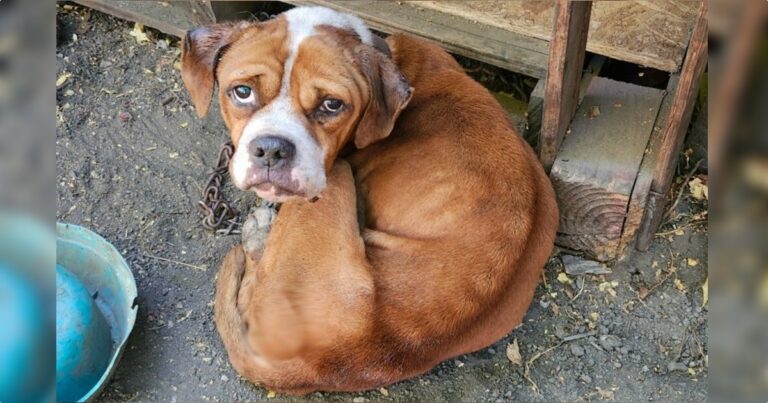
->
xmin=688 ymin=177 xmax=708 ymax=200
xmin=129 ymin=23 xmax=150 ymax=44
xmin=674 ymin=278 xmax=686 ymax=292
xmin=598 ymin=281 xmax=619 ymax=297
xmin=701 ymin=277 xmax=709 ymax=307
xmin=506 ymin=338 xmax=522 ymax=366
xmin=266 ymin=390 xmax=276 ymax=399
xmin=687 ymin=258 xmax=698 ymax=267
xmin=587 ymin=105 xmax=601 ymax=118
xmin=56 ymin=72 xmax=71 ymax=87
xmin=379 ymin=387 xmax=389 ymax=397
xmin=557 ymin=272 xmax=573 ymax=285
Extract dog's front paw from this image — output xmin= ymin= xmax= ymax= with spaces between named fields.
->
xmin=242 ymin=203 xmax=277 ymax=257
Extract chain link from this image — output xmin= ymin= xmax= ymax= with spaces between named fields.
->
xmin=197 ymin=141 xmax=241 ymax=235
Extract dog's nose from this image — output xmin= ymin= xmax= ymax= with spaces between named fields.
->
xmin=250 ymin=136 xmax=295 ymax=168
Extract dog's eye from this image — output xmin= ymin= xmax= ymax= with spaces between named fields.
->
xmin=233 ymin=85 xmax=255 ymax=104
xmin=320 ymin=98 xmax=344 ymax=114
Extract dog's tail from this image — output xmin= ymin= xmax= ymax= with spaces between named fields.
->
xmin=214 ymin=245 xmax=255 ymax=377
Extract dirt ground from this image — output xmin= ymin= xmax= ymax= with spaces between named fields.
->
xmin=56 ymin=6 xmax=707 ymax=402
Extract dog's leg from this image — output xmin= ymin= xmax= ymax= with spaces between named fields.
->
xmin=238 ymin=160 xmax=376 ymax=380
xmin=241 ymin=202 xmax=276 ymax=260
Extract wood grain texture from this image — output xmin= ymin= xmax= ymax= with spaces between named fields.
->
xmin=636 ymin=2 xmax=708 ymax=250
xmin=284 ymin=0 xmax=549 ymax=78
xmin=411 ymin=0 xmax=699 ymax=72
xmin=528 ymin=56 xmax=604 ymax=156
xmin=74 ymin=0 xmax=208 ymax=38
xmin=539 ymin=0 xmax=592 ymax=171
xmin=551 ymin=77 xmax=665 ymax=261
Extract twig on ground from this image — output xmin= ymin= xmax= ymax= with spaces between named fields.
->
xmin=562 ymin=331 xmax=597 ymax=342
xmin=524 ymin=341 xmax=564 ymax=394
xmin=663 ymin=159 xmax=703 ymax=222
xmin=143 ymin=254 xmax=207 ymax=272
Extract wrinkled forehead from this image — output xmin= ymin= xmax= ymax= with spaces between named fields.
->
xmin=218 ymin=7 xmax=373 ymax=82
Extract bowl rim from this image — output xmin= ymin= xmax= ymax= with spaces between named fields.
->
xmin=56 ymin=222 xmax=138 ymax=402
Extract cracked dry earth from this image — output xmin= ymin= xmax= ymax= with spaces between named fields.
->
xmin=56 ymin=5 xmax=707 ymax=402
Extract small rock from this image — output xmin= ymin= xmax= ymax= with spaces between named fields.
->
xmin=579 ymin=374 xmax=592 ymax=383
xmin=220 ymin=375 xmax=228 ymax=382
xmin=561 ymin=254 xmax=612 ymax=275
xmin=353 ymin=397 xmax=366 ymax=403
xmin=599 ymin=335 xmax=622 ymax=351
xmin=100 ymin=60 xmax=113 ymax=68
xmin=570 ymin=344 xmax=585 ymax=357
xmin=642 ymin=365 xmax=650 ymax=372
xmin=614 ymin=362 xmax=622 ymax=369
xmin=667 ymin=361 xmax=688 ymax=372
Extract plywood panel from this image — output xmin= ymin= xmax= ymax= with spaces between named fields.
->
xmin=410 ymin=0 xmax=699 ymax=72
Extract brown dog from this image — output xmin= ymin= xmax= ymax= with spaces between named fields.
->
xmin=181 ymin=6 xmax=558 ymax=395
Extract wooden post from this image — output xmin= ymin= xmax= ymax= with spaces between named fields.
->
xmin=636 ymin=1 xmax=708 ymax=250
xmin=539 ymin=0 xmax=592 ymax=171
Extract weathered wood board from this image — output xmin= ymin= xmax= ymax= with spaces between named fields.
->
xmin=550 ymin=77 xmax=665 ymax=261
xmin=539 ymin=0 xmax=592 ymax=171
xmin=411 ymin=0 xmax=699 ymax=72
xmin=74 ymin=0 xmax=215 ymax=38
xmin=283 ymin=0 xmax=549 ymax=78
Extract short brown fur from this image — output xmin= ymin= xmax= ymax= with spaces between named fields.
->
xmin=193 ymin=28 xmax=558 ymax=394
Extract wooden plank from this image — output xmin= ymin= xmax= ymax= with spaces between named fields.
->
xmin=539 ymin=0 xmax=592 ymax=171
xmin=618 ymin=77 xmax=676 ymax=253
xmin=550 ymin=77 xmax=665 ymax=261
xmin=188 ymin=0 xmax=217 ymax=26
xmin=411 ymin=0 xmax=699 ymax=72
xmin=283 ymin=0 xmax=549 ymax=78
xmin=636 ymin=2 xmax=708 ymax=250
xmin=74 ymin=0 xmax=207 ymax=38
xmin=527 ymin=55 xmax=605 ymax=153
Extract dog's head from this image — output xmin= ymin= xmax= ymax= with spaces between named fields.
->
xmin=181 ymin=7 xmax=412 ymax=202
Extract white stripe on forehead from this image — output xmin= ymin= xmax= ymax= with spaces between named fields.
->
xmin=280 ymin=6 xmax=372 ymax=94
xmin=283 ymin=6 xmax=373 ymax=49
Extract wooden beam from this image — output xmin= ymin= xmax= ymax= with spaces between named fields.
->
xmin=283 ymin=0 xmax=549 ymax=79
xmin=189 ymin=0 xmax=217 ymax=26
xmin=527 ymin=55 xmax=605 ymax=152
xmin=550 ymin=77 xmax=665 ymax=262
xmin=636 ymin=2 xmax=708 ymax=250
xmin=539 ymin=0 xmax=592 ymax=171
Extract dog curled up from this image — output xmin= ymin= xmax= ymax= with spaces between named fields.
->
xmin=180 ymin=6 xmax=558 ymax=395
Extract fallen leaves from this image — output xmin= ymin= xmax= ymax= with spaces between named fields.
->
xmin=686 ymin=258 xmax=699 ymax=267
xmin=506 ymin=338 xmax=523 ymax=366
xmin=266 ymin=390 xmax=276 ymax=399
xmin=673 ymin=278 xmax=686 ymax=292
xmin=56 ymin=72 xmax=71 ymax=87
xmin=598 ymin=280 xmax=619 ymax=297
xmin=587 ymin=105 xmax=601 ymax=119
xmin=688 ymin=177 xmax=708 ymax=200
xmin=557 ymin=272 xmax=573 ymax=285
xmin=702 ymin=277 xmax=708 ymax=307
xmin=129 ymin=22 xmax=150 ymax=44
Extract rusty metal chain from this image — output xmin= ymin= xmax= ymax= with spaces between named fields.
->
xmin=197 ymin=141 xmax=241 ymax=235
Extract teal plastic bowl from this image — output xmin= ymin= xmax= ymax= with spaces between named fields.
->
xmin=56 ymin=223 xmax=138 ymax=402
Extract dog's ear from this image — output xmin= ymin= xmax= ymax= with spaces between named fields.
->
xmin=181 ymin=22 xmax=247 ymax=117
xmin=353 ymin=45 xmax=413 ymax=149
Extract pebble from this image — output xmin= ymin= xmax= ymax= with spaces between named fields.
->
xmin=353 ymin=397 xmax=366 ymax=403
xmin=667 ymin=361 xmax=688 ymax=372
xmin=220 ymin=375 xmax=228 ymax=382
xmin=614 ymin=362 xmax=622 ymax=369
xmin=599 ymin=335 xmax=622 ymax=351
xmin=579 ymin=374 xmax=592 ymax=383
xmin=642 ymin=365 xmax=650 ymax=372
xmin=570 ymin=344 xmax=585 ymax=357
